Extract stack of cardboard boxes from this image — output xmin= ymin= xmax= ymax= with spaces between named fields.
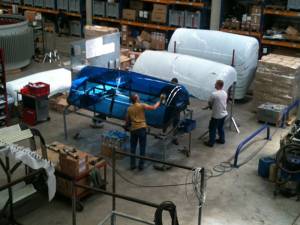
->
xmin=253 ymin=54 xmax=300 ymax=110
xmin=151 ymin=4 xmax=168 ymax=24
xmin=121 ymin=26 xmax=166 ymax=50
xmin=283 ymin=26 xmax=300 ymax=42
xmin=122 ymin=8 xmax=137 ymax=20
xmin=249 ymin=5 xmax=262 ymax=32
xmin=222 ymin=5 xmax=262 ymax=32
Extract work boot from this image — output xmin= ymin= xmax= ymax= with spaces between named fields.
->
xmin=216 ymin=139 xmax=225 ymax=144
xmin=204 ymin=141 xmax=214 ymax=147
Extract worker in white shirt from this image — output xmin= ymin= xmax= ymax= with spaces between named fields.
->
xmin=204 ymin=80 xmax=228 ymax=147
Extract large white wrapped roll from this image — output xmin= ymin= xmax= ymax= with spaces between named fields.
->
xmin=168 ymin=28 xmax=259 ymax=99
xmin=7 ymin=68 xmax=72 ymax=105
xmin=132 ymin=50 xmax=237 ymax=101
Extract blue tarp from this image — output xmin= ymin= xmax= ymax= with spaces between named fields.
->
xmin=68 ymin=66 xmax=190 ymax=129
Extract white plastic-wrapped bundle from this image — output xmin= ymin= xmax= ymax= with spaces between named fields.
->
xmin=168 ymin=28 xmax=259 ymax=99
xmin=132 ymin=50 xmax=237 ymax=101
xmin=7 ymin=68 xmax=72 ymax=105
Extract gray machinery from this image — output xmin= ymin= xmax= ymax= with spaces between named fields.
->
xmin=0 ymin=15 xmax=34 ymax=70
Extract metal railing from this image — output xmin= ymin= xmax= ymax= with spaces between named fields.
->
xmin=233 ymin=99 xmax=300 ymax=168
xmin=233 ymin=123 xmax=271 ymax=168
xmin=71 ymin=150 xmax=206 ymax=225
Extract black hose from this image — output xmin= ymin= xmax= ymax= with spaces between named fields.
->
xmin=154 ymin=201 xmax=179 ymax=225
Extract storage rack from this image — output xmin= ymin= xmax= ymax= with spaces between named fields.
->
xmin=220 ymin=1 xmax=300 ymax=51
xmin=262 ymin=6 xmax=300 ymax=50
xmin=92 ymin=0 xmax=209 ymax=30
xmin=1 ymin=0 xmax=211 ymax=49
xmin=92 ymin=0 xmax=211 ymax=49
xmin=0 ymin=49 xmax=8 ymax=127
xmin=0 ymin=0 xmax=86 ymax=37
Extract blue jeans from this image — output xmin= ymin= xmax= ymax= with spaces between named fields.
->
xmin=130 ymin=128 xmax=147 ymax=168
xmin=208 ymin=116 xmax=226 ymax=145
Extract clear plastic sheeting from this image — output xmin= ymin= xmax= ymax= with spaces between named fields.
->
xmin=132 ymin=50 xmax=237 ymax=101
xmin=7 ymin=68 xmax=72 ymax=105
xmin=168 ymin=28 xmax=259 ymax=99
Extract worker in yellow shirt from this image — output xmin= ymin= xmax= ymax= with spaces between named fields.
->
xmin=125 ymin=93 xmax=162 ymax=170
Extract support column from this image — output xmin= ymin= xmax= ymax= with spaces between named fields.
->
xmin=86 ymin=0 xmax=93 ymax=26
xmin=210 ymin=0 xmax=222 ymax=30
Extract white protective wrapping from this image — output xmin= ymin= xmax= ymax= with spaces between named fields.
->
xmin=0 ymin=144 xmax=56 ymax=201
xmin=132 ymin=51 xmax=237 ymax=101
xmin=7 ymin=68 xmax=72 ymax=105
xmin=168 ymin=28 xmax=259 ymax=99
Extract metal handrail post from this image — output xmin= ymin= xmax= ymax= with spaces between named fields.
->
xmin=112 ymin=147 xmax=116 ymax=225
xmin=63 ymin=105 xmax=70 ymax=140
xmin=198 ymin=168 xmax=205 ymax=225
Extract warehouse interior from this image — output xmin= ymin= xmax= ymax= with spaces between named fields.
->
xmin=1 ymin=0 xmax=300 ymax=225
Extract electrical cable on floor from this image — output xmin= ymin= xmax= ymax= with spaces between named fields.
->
xmin=107 ymin=159 xmax=207 ymax=208
xmin=205 ymin=126 xmax=280 ymax=179
xmin=106 ymin=126 xmax=279 ymax=188
xmin=106 ymin=160 xmax=192 ymax=188
xmin=102 ymin=125 xmax=280 ymax=211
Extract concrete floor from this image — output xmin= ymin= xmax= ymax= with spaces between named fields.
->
xmin=1 ymin=37 xmax=300 ymax=225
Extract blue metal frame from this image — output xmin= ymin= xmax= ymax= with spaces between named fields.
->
xmin=233 ymin=123 xmax=271 ymax=168
xmin=233 ymin=99 xmax=300 ymax=168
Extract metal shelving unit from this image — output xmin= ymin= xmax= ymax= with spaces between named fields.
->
xmin=220 ymin=2 xmax=300 ymax=52
xmin=1 ymin=1 xmax=85 ymax=37
xmin=220 ymin=28 xmax=262 ymax=38
xmin=92 ymin=0 xmax=210 ymax=49
xmin=0 ymin=49 xmax=8 ymax=127
xmin=262 ymin=7 xmax=300 ymax=50
xmin=93 ymin=16 xmax=177 ymax=31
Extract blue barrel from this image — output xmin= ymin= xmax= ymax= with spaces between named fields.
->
xmin=258 ymin=157 xmax=275 ymax=178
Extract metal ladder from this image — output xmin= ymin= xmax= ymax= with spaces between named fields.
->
xmin=0 ymin=49 xmax=8 ymax=127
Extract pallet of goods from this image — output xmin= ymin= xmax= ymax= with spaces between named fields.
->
xmin=253 ymin=54 xmax=300 ymax=111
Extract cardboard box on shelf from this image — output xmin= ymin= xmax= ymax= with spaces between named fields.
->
xmin=84 ymin=25 xmax=119 ymax=39
xmin=24 ymin=10 xmax=37 ymax=22
xmin=130 ymin=0 xmax=144 ymax=10
xmin=122 ymin=9 xmax=136 ymax=20
xmin=251 ymin=15 xmax=261 ymax=25
xmin=139 ymin=30 xmax=151 ymax=42
xmin=151 ymin=4 xmax=167 ymax=24
xmin=44 ymin=22 xmax=55 ymax=33
xmin=251 ymin=5 xmax=262 ymax=15
xmin=151 ymin=11 xmax=167 ymax=24
xmin=286 ymin=26 xmax=299 ymax=36
xmin=150 ymin=32 xmax=166 ymax=50
xmin=153 ymin=3 xmax=168 ymax=11
xmin=251 ymin=23 xmax=260 ymax=32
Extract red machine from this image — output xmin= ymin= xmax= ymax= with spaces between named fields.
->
xmin=21 ymin=82 xmax=50 ymax=126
